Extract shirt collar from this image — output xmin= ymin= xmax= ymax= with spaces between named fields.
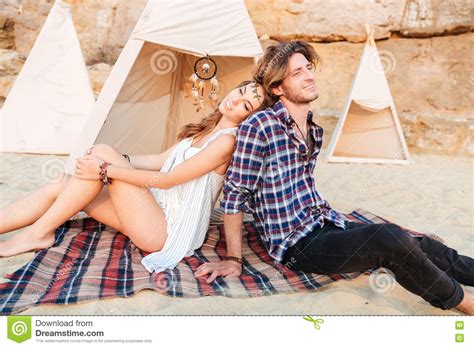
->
xmin=273 ymin=99 xmax=315 ymax=126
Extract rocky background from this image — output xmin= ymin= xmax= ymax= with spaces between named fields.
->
xmin=0 ymin=0 xmax=473 ymax=156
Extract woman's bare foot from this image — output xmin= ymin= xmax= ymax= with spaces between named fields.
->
xmin=456 ymin=289 xmax=474 ymax=315
xmin=0 ymin=227 xmax=55 ymax=258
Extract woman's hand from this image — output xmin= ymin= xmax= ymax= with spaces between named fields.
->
xmin=74 ymin=154 xmax=105 ymax=180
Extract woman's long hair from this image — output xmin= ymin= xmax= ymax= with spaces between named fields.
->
xmin=177 ymin=80 xmax=263 ymax=141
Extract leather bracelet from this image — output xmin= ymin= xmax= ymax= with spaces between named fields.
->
xmin=224 ymin=256 xmax=243 ymax=265
xmin=122 ymin=154 xmax=130 ymax=162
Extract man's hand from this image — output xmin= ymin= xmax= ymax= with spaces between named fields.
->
xmin=194 ymin=260 xmax=242 ymax=283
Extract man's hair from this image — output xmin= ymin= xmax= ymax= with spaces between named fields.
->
xmin=253 ymin=40 xmax=320 ymax=105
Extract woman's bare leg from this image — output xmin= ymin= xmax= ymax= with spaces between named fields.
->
xmin=0 ymin=144 xmax=167 ymax=256
xmin=0 ymin=174 xmax=104 ymax=256
xmin=0 ymin=173 xmax=71 ymax=234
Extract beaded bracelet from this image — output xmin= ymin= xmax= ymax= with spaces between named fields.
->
xmin=99 ymin=162 xmax=113 ymax=186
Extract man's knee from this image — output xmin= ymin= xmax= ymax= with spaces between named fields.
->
xmin=376 ymin=223 xmax=418 ymax=259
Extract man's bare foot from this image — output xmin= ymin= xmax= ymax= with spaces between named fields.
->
xmin=427 ymin=233 xmax=445 ymax=244
xmin=0 ymin=228 xmax=55 ymax=258
xmin=456 ymin=289 xmax=474 ymax=315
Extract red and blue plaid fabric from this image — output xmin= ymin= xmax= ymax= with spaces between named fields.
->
xmin=221 ymin=100 xmax=347 ymax=262
xmin=0 ymin=209 xmax=432 ymax=315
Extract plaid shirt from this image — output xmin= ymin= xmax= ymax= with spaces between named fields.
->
xmin=220 ymin=100 xmax=347 ymax=263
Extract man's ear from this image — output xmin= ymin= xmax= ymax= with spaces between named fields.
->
xmin=271 ymin=85 xmax=284 ymax=97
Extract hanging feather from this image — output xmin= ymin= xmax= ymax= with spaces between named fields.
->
xmin=197 ymin=79 xmax=205 ymax=95
xmin=197 ymin=97 xmax=205 ymax=112
xmin=191 ymin=85 xmax=199 ymax=105
xmin=208 ymin=76 xmax=219 ymax=106
xmin=189 ymin=73 xmax=198 ymax=83
xmin=209 ymin=91 xmax=217 ymax=102
xmin=210 ymin=76 xmax=219 ymax=93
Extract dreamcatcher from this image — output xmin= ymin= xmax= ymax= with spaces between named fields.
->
xmin=188 ymin=55 xmax=219 ymax=112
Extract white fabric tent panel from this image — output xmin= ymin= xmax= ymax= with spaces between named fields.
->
xmin=95 ymin=97 xmax=170 ymax=154
xmin=351 ymin=44 xmax=392 ymax=111
xmin=75 ymin=41 xmax=256 ymax=157
xmin=0 ymin=0 xmax=94 ymax=154
xmin=333 ymin=102 xmax=407 ymax=160
xmin=65 ymin=0 xmax=262 ymax=171
xmin=131 ymin=0 xmax=262 ymax=57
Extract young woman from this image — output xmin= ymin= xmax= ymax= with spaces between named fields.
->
xmin=0 ymin=80 xmax=267 ymax=273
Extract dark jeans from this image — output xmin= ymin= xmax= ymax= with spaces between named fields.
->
xmin=282 ymin=220 xmax=474 ymax=310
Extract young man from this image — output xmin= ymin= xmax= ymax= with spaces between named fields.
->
xmin=194 ymin=41 xmax=474 ymax=314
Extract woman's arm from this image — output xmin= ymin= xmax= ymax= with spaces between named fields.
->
xmin=107 ymin=135 xmax=236 ymax=190
xmin=127 ymin=144 xmax=177 ymax=171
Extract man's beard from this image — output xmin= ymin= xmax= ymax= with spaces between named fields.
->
xmin=282 ymin=84 xmax=319 ymax=103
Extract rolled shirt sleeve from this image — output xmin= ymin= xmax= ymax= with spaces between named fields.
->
xmin=220 ymin=122 xmax=266 ymax=214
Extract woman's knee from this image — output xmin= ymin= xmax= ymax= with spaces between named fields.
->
xmin=47 ymin=172 xmax=72 ymax=197
xmin=90 ymin=143 xmax=116 ymax=158
xmin=90 ymin=143 xmax=131 ymax=167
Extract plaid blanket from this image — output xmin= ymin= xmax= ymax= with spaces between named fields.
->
xmin=0 ymin=208 xmax=431 ymax=314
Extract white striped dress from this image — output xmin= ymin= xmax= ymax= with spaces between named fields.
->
xmin=142 ymin=127 xmax=238 ymax=273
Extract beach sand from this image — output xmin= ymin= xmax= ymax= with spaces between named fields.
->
xmin=0 ymin=151 xmax=472 ymax=315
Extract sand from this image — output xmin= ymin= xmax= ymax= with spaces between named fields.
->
xmin=0 ymin=150 xmax=472 ymax=315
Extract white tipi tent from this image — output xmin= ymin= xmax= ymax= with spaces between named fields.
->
xmin=325 ymin=25 xmax=411 ymax=164
xmin=65 ymin=0 xmax=262 ymax=174
xmin=0 ymin=0 xmax=95 ymax=155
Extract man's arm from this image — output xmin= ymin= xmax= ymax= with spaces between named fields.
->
xmin=194 ymin=122 xmax=267 ymax=282
xmin=194 ymin=211 xmax=244 ymax=283
xmin=223 ymin=212 xmax=243 ymax=259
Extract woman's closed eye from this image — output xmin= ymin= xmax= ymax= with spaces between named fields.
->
xmin=239 ymin=87 xmax=251 ymax=111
